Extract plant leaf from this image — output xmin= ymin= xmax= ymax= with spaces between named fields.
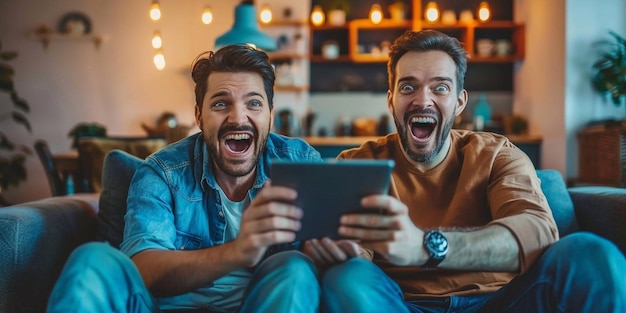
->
xmin=0 ymin=51 xmax=17 ymax=61
xmin=0 ymin=132 xmax=16 ymax=151
xmin=11 ymin=112 xmax=32 ymax=132
xmin=10 ymin=91 xmax=30 ymax=112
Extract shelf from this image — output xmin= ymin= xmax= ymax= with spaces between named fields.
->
xmin=267 ymin=52 xmax=308 ymax=61
xmin=274 ymin=85 xmax=309 ymax=92
xmin=310 ymin=55 xmax=352 ymax=62
xmin=260 ymin=20 xmax=308 ymax=27
xmin=28 ymin=32 xmax=105 ymax=49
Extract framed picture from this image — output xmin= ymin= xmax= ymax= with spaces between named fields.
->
xmin=58 ymin=12 xmax=92 ymax=35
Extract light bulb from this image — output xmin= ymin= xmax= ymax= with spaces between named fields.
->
xmin=425 ymin=2 xmax=439 ymax=23
xmin=201 ymin=7 xmax=213 ymax=25
xmin=478 ymin=2 xmax=491 ymax=22
xmin=310 ymin=5 xmax=325 ymax=26
xmin=149 ymin=1 xmax=161 ymax=21
xmin=151 ymin=31 xmax=162 ymax=49
xmin=369 ymin=4 xmax=383 ymax=24
xmin=153 ymin=51 xmax=166 ymax=70
xmin=259 ymin=5 xmax=272 ymax=24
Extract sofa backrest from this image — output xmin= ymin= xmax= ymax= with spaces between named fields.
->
xmin=97 ymin=149 xmax=144 ymax=248
xmin=97 ymin=150 xmax=580 ymax=248
xmin=536 ymin=169 xmax=579 ymax=237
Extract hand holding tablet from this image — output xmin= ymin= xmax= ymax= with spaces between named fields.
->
xmin=270 ymin=159 xmax=395 ymax=241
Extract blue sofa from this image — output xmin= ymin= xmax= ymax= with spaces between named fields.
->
xmin=1 ymin=151 xmax=625 ymax=312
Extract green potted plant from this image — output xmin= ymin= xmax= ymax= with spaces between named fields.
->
xmin=592 ymin=31 xmax=626 ymax=108
xmin=0 ymin=39 xmax=31 ymax=204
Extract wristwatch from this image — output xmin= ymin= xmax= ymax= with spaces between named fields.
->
xmin=422 ymin=230 xmax=449 ymax=268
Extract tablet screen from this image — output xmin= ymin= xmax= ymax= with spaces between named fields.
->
xmin=270 ymin=159 xmax=395 ymax=241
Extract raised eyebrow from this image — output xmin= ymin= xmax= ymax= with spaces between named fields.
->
xmin=397 ymin=76 xmax=416 ymax=84
xmin=245 ymin=91 xmax=265 ymax=100
xmin=209 ymin=91 xmax=265 ymax=101
xmin=431 ymin=76 xmax=454 ymax=84
xmin=209 ymin=90 xmax=230 ymax=100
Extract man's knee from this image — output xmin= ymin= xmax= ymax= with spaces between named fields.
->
xmin=68 ymin=242 xmax=130 ymax=270
xmin=546 ymin=232 xmax=626 ymax=284
xmin=323 ymin=258 xmax=380 ymax=292
xmin=256 ymin=250 xmax=317 ymax=280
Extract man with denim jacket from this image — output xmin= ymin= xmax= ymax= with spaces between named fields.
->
xmin=47 ymin=44 xmax=359 ymax=312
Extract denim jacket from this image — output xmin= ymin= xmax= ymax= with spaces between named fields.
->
xmin=120 ymin=132 xmax=322 ymax=260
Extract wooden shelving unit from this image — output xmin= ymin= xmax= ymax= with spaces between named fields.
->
xmin=309 ymin=0 xmax=524 ymax=64
xmin=28 ymin=32 xmax=106 ymax=49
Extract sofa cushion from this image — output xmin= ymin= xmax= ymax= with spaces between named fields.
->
xmin=536 ymin=169 xmax=579 ymax=237
xmin=97 ymin=149 xmax=144 ymax=249
xmin=569 ymin=186 xmax=626 ymax=254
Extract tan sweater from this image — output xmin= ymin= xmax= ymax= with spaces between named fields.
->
xmin=338 ymin=130 xmax=558 ymax=298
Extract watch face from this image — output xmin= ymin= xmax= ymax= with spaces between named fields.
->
xmin=425 ymin=230 xmax=449 ymax=259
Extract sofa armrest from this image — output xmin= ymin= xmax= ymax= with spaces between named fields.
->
xmin=0 ymin=193 xmax=100 ymax=313
xmin=569 ymin=186 xmax=626 ymax=255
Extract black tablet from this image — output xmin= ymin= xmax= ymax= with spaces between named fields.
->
xmin=270 ymin=159 xmax=395 ymax=241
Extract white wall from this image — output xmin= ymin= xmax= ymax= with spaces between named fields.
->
xmin=0 ymin=0 xmax=309 ymax=204
xmin=514 ymin=0 xmax=567 ymax=174
xmin=515 ymin=0 xmax=625 ymax=180
xmin=564 ymin=0 xmax=626 ymax=177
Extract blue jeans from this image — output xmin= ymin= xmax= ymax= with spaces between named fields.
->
xmin=47 ymin=243 xmax=320 ymax=312
xmin=322 ymin=232 xmax=626 ymax=313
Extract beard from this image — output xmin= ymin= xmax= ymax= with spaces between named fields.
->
xmin=393 ymin=108 xmax=454 ymax=164
xmin=202 ymin=123 xmax=269 ymax=178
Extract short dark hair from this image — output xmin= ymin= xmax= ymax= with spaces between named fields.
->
xmin=387 ymin=30 xmax=468 ymax=94
xmin=191 ymin=44 xmax=275 ymax=110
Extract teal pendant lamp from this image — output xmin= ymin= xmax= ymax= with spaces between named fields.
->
xmin=215 ymin=1 xmax=277 ymax=52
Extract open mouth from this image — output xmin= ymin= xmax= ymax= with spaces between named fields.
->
xmin=223 ymin=133 xmax=253 ymax=153
xmin=410 ymin=116 xmax=437 ymax=140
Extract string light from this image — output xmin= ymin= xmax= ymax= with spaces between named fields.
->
xmin=425 ymin=2 xmax=439 ymax=23
xmin=310 ymin=5 xmax=325 ymax=26
xmin=201 ymin=6 xmax=213 ymax=25
xmin=149 ymin=0 xmax=161 ymax=21
xmin=369 ymin=4 xmax=383 ymax=24
xmin=151 ymin=30 xmax=162 ymax=49
xmin=259 ymin=4 xmax=272 ymax=24
xmin=478 ymin=2 xmax=491 ymax=22
xmin=153 ymin=50 xmax=166 ymax=70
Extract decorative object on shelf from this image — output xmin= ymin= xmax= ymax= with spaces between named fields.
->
xmin=58 ymin=12 xmax=92 ymax=35
xmin=503 ymin=114 xmax=528 ymax=135
xmin=494 ymin=39 xmax=512 ymax=56
xmin=215 ymin=0 xmax=277 ymax=51
xmin=141 ymin=112 xmax=177 ymax=137
xmin=459 ymin=9 xmax=473 ymax=23
xmin=388 ymin=1 xmax=406 ymax=22
xmin=0 ymin=40 xmax=32 ymax=204
xmin=319 ymin=0 xmax=352 ymax=26
xmin=441 ymin=10 xmax=456 ymax=25
xmin=310 ymin=5 xmax=325 ymax=26
xmin=476 ymin=39 xmax=494 ymax=57
xmin=592 ymin=30 xmax=626 ymax=107
xmin=68 ymin=122 xmax=107 ymax=149
xmin=477 ymin=1 xmax=491 ymax=22
xmin=149 ymin=0 xmax=161 ymax=21
xmin=259 ymin=4 xmax=273 ymax=24
xmin=369 ymin=4 xmax=383 ymax=25
xmin=322 ymin=40 xmax=340 ymax=59
xmin=473 ymin=93 xmax=492 ymax=131
xmin=424 ymin=2 xmax=440 ymax=23
xmin=201 ymin=6 xmax=213 ymax=25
